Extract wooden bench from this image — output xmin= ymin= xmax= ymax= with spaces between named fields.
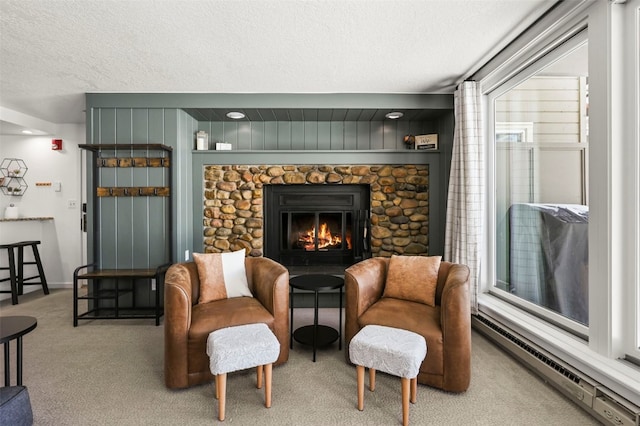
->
xmin=73 ymin=264 xmax=170 ymax=326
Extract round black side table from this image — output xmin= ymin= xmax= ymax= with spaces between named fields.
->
xmin=0 ymin=315 xmax=37 ymax=386
xmin=289 ymin=274 xmax=344 ymax=362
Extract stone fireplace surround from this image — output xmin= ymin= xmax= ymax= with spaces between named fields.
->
xmin=202 ymin=164 xmax=430 ymax=261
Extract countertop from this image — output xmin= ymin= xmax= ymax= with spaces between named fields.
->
xmin=0 ymin=217 xmax=54 ymax=222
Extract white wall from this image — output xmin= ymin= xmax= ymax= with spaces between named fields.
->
xmin=0 ymin=123 xmax=84 ymax=300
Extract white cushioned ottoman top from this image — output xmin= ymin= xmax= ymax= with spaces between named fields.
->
xmin=207 ymin=323 xmax=280 ymax=375
xmin=349 ymin=325 xmax=427 ymax=379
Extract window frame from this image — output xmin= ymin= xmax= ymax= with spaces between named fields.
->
xmin=474 ymin=0 xmax=640 ymax=404
xmin=486 ymin=31 xmax=590 ymax=337
xmin=623 ymin=0 xmax=640 ymax=360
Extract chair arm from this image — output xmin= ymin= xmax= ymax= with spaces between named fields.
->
xmin=440 ymin=263 xmax=471 ymax=392
xmin=344 ymin=257 xmax=387 ymax=353
xmin=164 ymin=263 xmax=195 ymax=389
xmin=248 ymin=257 xmax=290 ymax=361
xmin=250 ymin=257 xmax=289 ymax=315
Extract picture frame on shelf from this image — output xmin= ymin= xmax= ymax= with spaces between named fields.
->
xmin=415 ymin=134 xmax=438 ymax=150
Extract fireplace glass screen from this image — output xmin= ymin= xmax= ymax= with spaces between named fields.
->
xmin=285 ymin=212 xmax=352 ymax=252
xmin=264 ymin=184 xmax=370 ymax=267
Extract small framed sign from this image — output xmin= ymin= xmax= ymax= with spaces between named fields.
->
xmin=415 ymin=134 xmax=438 ymax=150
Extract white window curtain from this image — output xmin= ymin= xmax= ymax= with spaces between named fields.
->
xmin=445 ymin=80 xmax=484 ymax=314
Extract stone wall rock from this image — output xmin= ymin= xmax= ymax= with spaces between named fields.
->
xmin=201 ymin=164 xmax=429 ymax=257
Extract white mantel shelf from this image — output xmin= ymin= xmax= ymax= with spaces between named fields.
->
xmin=0 ymin=217 xmax=54 ymax=222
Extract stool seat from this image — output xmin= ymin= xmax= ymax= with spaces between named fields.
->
xmin=207 ymin=323 xmax=280 ymax=421
xmin=11 ymin=241 xmax=40 ymax=247
xmin=350 ymin=325 xmax=427 ymax=379
xmin=350 ymin=325 xmax=427 ymax=426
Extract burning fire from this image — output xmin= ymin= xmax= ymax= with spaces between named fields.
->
xmin=299 ymin=222 xmax=345 ymax=251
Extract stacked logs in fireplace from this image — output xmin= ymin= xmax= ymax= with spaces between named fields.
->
xmin=264 ymin=185 xmax=370 ymax=266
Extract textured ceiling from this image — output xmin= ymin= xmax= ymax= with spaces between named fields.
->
xmin=0 ymin=0 xmax=556 ymax=128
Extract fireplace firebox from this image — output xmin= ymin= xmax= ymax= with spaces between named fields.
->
xmin=264 ymin=185 xmax=370 ymax=267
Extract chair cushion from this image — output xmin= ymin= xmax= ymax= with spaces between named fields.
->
xmin=383 ymin=255 xmax=441 ymax=306
xmin=188 ymin=297 xmax=276 ymax=376
xmin=193 ymin=249 xmax=252 ymax=304
xmin=358 ymin=297 xmax=443 ymax=376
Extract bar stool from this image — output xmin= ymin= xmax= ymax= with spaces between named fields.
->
xmin=0 ymin=241 xmax=48 ymax=305
xmin=14 ymin=241 xmax=49 ymax=297
xmin=0 ymin=243 xmax=19 ymax=305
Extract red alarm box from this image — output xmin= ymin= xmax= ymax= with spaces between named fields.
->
xmin=51 ymin=139 xmax=63 ymax=150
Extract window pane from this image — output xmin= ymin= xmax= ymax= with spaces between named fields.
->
xmin=494 ymin=43 xmax=589 ymax=326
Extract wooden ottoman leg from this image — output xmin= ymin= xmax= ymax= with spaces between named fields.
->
xmin=257 ymin=365 xmax=264 ymax=389
xmin=264 ymin=363 xmax=273 ymax=408
xmin=401 ymin=377 xmax=410 ymax=426
xmin=214 ymin=375 xmax=219 ymax=399
xmin=217 ymin=373 xmax=227 ymax=421
xmin=356 ymin=365 xmax=365 ymax=411
xmin=410 ymin=377 xmax=417 ymax=404
xmin=369 ymin=368 xmax=376 ymax=391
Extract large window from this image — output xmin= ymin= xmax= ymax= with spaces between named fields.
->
xmin=492 ymin=38 xmax=589 ymax=332
xmin=478 ymin=0 xmax=640 ymax=404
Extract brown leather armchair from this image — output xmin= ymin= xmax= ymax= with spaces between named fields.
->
xmin=164 ymin=257 xmax=290 ymax=389
xmin=345 ymin=257 xmax=471 ymax=393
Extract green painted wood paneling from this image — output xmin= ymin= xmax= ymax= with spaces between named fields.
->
xmin=237 ymin=122 xmax=251 ymax=150
xmin=344 ymin=122 xmax=357 ymax=150
xmin=199 ymin=119 xmax=436 ymax=151
xmin=116 ymin=109 xmax=132 ymax=143
xmin=85 ymin=93 xmax=454 ymax=272
xmin=100 ymin=109 xmax=117 ymax=143
xmin=131 ymin=110 xmax=151 ymax=268
xmin=86 ymin=107 xmax=174 ymax=271
xmin=291 ymin=122 xmax=304 ymax=150
xmin=251 ymin=122 xmax=265 ymax=151
xmin=278 ymin=122 xmax=292 ymax=150
xmin=148 ymin=109 xmax=165 ymax=143
xmin=330 ymin=122 xmax=344 ymax=150
xmin=356 ymin=122 xmax=369 ymax=150
xmin=304 ymin=121 xmax=318 ymax=150
xmin=264 ymin=122 xmax=278 ymax=150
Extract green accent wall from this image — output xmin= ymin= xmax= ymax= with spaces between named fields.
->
xmin=85 ymin=93 xmax=454 ymax=267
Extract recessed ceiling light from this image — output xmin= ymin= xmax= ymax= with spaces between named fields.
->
xmin=385 ymin=112 xmax=404 ymax=119
xmin=226 ymin=111 xmax=246 ymax=120
xmin=21 ymin=129 xmax=34 ymax=134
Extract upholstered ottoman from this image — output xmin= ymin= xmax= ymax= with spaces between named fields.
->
xmin=0 ymin=386 xmax=33 ymax=426
xmin=349 ymin=325 xmax=427 ymax=426
xmin=206 ymin=323 xmax=280 ymax=421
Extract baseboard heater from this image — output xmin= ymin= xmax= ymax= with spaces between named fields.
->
xmin=472 ymin=315 xmax=640 ymax=426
